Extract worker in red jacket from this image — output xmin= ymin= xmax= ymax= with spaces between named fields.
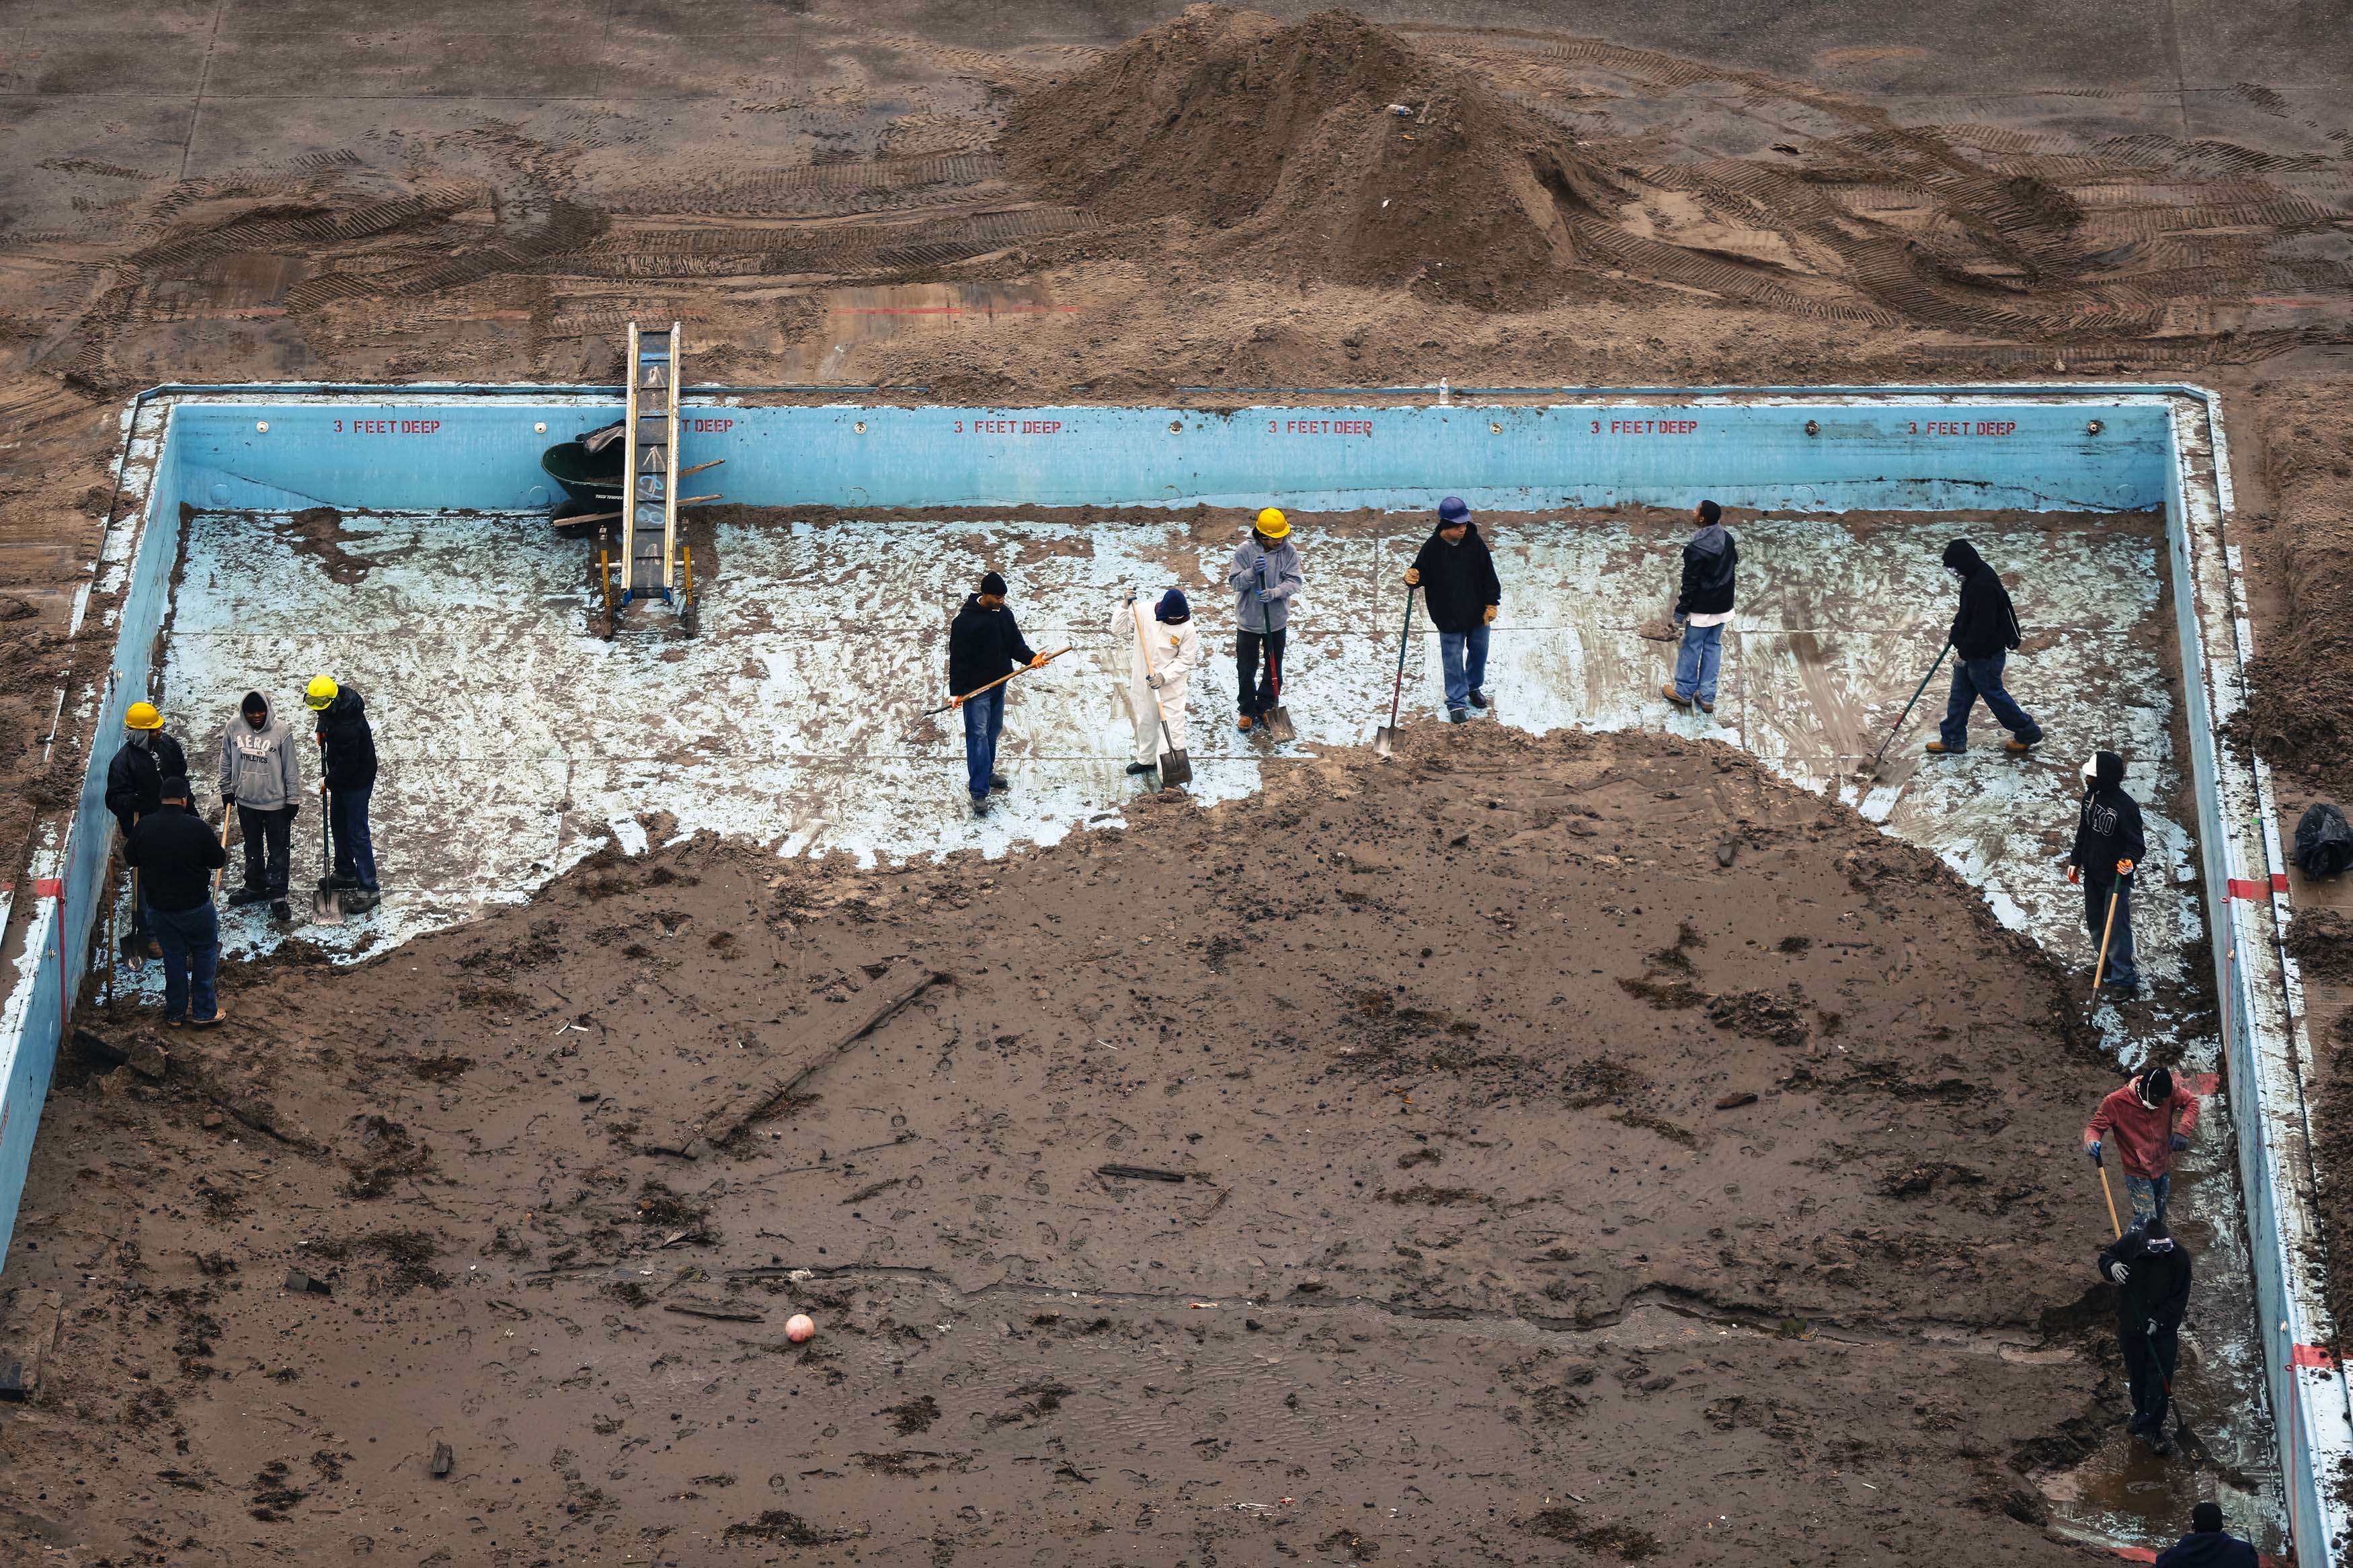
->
xmin=2085 ymin=1066 xmax=2197 ymax=1227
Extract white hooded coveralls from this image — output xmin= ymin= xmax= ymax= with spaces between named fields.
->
xmin=1113 ymin=594 xmax=1200 ymax=766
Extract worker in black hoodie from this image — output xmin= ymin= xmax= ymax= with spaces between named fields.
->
xmin=1403 ymin=497 xmax=1501 ymax=724
xmin=2153 ymin=1503 xmax=2260 ymax=1568
xmin=305 ymin=675 xmax=381 ymax=913
xmin=946 ymin=570 xmax=1046 ymax=817
xmin=2069 ymin=749 xmax=2149 ymax=995
xmin=1928 ymin=538 xmax=2043 ymax=755
xmin=2097 ymin=1216 xmax=2193 ymax=1455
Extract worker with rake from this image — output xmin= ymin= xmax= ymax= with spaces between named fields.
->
xmin=948 ymin=570 xmax=1048 ymax=818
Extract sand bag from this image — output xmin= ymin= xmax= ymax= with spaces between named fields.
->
xmin=2296 ymin=800 xmax=2353 ymax=878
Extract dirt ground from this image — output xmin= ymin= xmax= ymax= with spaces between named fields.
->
xmin=0 ymin=725 xmax=2156 ymax=1563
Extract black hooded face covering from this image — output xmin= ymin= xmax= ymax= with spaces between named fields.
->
xmin=2093 ymin=750 xmax=2124 ymax=790
xmin=1942 ymin=539 xmax=1985 ymax=577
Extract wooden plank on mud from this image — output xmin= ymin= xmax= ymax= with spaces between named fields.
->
xmin=696 ymin=962 xmax=946 ymax=1144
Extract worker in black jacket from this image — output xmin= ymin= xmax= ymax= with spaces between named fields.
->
xmin=1403 ymin=497 xmax=1501 ymax=724
xmin=2097 ymin=1217 xmax=2192 ymax=1454
xmin=306 ymin=675 xmax=381 ymax=913
xmin=123 ymin=776 xmax=227 ymax=1027
xmin=2153 ymin=1503 xmax=2260 ymax=1568
xmin=946 ymin=571 xmax=1046 ymax=817
xmin=1663 ymin=500 xmax=1736 ymax=715
xmin=2069 ymin=749 xmax=2149 ymax=995
xmin=104 ymin=701 xmax=190 ymax=836
xmin=1929 ymin=538 xmax=2043 ymax=755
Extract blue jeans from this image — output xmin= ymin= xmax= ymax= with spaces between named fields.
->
xmin=2086 ymin=876 xmax=2140 ymax=989
xmin=1673 ymin=621 xmax=1724 ymax=704
xmin=1938 ymin=652 xmax=2040 ymax=749
xmin=2124 ymin=1171 xmax=2169 ymax=1228
xmin=146 ymin=901 xmax=220 ymax=1022
xmin=1439 ymin=627 xmax=1488 ymax=711
xmin=962 ymin=685 xmax=1005 ymax=802
xmin=329 ymin=784 xmax=378 ymax=891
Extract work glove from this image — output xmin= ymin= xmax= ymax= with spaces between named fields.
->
xmin=1404 ymin=567 xmax=1421 ymax=587
xmin=2108 ymin=1260 xmax=2130 ymax=1285
xmin=1483 ymin=605 xmax=1499 ymax=626
xmin=222 ymin=793 xmax=235 ymax=808
xmin=1029 ymin=653 xmax=1049 ymax=669
xmin=2170 ymin=1132 xmax=2188 ymax=1152
xmin=1256 ymin=587 xmax=1271 ymax=604
xmin=949 ymin=695 xmax=965 ymax=710
xmin=2147 ymin=1319 xmax=2161 ymax=1337
xmin=1146 ymin=673 xmax=1163 ymax=689
xmin=2116 ymin=858 xmax=2135 ymax=876
xmin=2066 ymin=864 xmax=2081 ymax=884
xmin=2087 ymin=1141 xmax=2103 ymax=1168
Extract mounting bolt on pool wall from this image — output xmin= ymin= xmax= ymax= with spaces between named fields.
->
xmin=2087 ymin=419 xmax=2105 ymax=436
xmin=1805 ymin=419 xmax=1821 ymax=437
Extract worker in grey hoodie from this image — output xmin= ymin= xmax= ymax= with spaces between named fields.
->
xmin=218 ymin=690 xmax=302 ymax=917
xmin=1228 ymin=507 xmax=1304 ymax=732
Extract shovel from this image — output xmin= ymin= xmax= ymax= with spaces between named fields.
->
xmin=1251 ymin=559 xmax=1296 ymax=742
xmin=313 ymin=776 xmax=344 ymax=926
xmin=1129 ymin=598 xmax=1192 ymax=789
xmin=1374 ymin=586 xmax=1418 ymax=759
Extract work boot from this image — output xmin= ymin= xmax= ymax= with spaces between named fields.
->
xmin=1925 ymin=740 xmax=1961 ymax=755
xmin=226 ymin=885 xmax=270 ymax=907
xmin=1661 ymin=684 xmax=1691 ymax=708
xmin=989 ymin=774 xmax=1010 ymax=793
xmin=329 ymin=873 xmax=362 ymax=890
xmin=271 ymin=899 xmax=292 ymax=921
xmin=970 ymin=796 xmax=991 ymax=819
xmin=1236 ymin=714 xmax=1254 ymax=733
xmin=343 ymin=889 xmax=381 ymax=914
xmin=1449 ymin=706 xmax=1468 ymax=724
xmin=187 ymin=1008 xmax=224 ymax=1030
xmin=2005 ymin=735 xmax=2040 ymax=753
xmin=1468 ymin=688 xmax=1488 ymax=710
xmin=1125 ymin=761 xmax=1156 ymax=776
xmin=1696 ymin=698 xmax=1716 ymax=713
xmin=2139 ymin=1428 xmax=2173 ymax=1457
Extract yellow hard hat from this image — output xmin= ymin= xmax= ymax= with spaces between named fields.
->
xmin=305 ymin=675 xmax=340 ymax=712
xmin=124 ymin=700 xmax=162 ymax=731
xmin=1255 ymin=507 xmax=1289 ymax=540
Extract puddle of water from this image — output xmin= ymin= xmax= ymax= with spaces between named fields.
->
xmin=779 ymin=280 xmax=1077 ymax=381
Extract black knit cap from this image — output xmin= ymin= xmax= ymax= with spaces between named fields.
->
xmin=2191 ymin=1503 xmax=2223 ymax=1532
xmin=159 ymin=775 xmax=191 ymax=800
xmin=980 ymin=571 xmax=1007 ymax=596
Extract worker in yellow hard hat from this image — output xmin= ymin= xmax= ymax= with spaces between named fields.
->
xmin=106 ymin=700 xmax=191 ymax=837
xmin=306 ymin=674 xmax=381 ymax=913
xmin=1226 ymin=508 xmax=1302 ymax=732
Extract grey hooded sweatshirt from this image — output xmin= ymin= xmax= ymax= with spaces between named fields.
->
xmin=1227 ymin=537 xmax=1304 ymax=634
xmin=219 ymin=692 xmax=303 ymax=811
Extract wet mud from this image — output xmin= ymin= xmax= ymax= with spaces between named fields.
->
xmin=0 ymin=726 xmax=2145 ymax=1563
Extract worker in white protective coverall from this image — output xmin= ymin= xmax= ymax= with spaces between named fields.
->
xmin=1113 ymin=588 xmax=1200 ymax=776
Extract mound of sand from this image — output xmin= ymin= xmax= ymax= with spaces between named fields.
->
xmin=1003 ymin=5 xmax=1623 ymax=308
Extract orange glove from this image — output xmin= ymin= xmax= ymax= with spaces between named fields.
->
xmin=2066 ymin=864 xmax=2080 ymax=884
xmin=1404 ymin=567 xmax=1421 ymax=587
xmin=2116 ymin=858 xmax=2135 ymax=876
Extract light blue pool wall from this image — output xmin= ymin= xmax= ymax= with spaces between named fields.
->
xmin=165 ymin=399 xmax=2174 ymax=515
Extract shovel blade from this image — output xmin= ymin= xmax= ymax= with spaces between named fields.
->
xmin=313 ymin=882 xmax=344 ymax=925
xmin=1261 ymin=704 xmax=1296 ymax=743
xmin=1158 ymin=749 xmax=1193 ymax=790
xmin=1373 ymin=725 xmax=1397 ymax=759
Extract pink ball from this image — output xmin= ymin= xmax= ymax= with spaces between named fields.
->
xmin=785 ymin=1313 xmax=816 ymax=1344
